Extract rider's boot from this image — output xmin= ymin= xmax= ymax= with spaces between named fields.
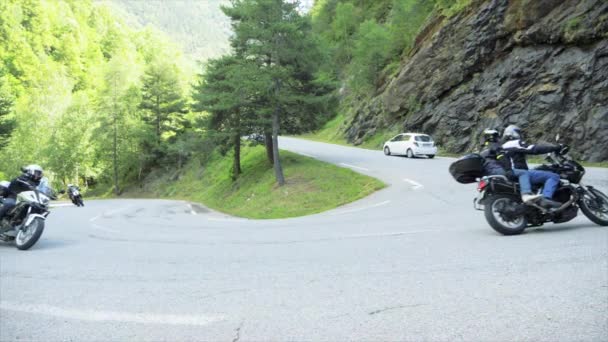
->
xmin=522 ymin=193 xmax=542 ymax=203
xmin=538 ymin=197 xmax=561 ymax=208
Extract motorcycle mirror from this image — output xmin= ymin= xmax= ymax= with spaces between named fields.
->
xmin=555 ymin=134 xmax=560 ymax=142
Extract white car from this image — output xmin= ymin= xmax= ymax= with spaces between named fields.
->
xmin=383 ymin=133 xmax=437 ymax=158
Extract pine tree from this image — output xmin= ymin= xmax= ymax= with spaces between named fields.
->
xmin=222 ymin=0 xmax=333 ymax=185
xmin=140 ymin=60 xmax=187 ymax=147
xmin=193 ymin=56 xmax=269 ymax=179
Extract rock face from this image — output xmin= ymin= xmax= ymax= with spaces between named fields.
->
xmin=346 ymin=0 xmax=608 ymax=161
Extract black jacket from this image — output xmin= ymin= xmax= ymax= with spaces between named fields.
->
xmin=479 ymin=141 xmax=507 ymax=176
xmin=7 ymin=175 xmax=41 ymax=199
xmin=501 ymin=139 xmax=560 ymax=170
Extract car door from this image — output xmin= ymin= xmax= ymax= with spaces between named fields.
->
xmin=401 ymin=134 xmax=411 ymax=154
xmin=388 ymin=134 xmax=402 ymax=155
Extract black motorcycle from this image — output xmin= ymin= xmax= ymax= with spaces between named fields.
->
xmin=67 ymin=186 xmax=84 ymax=207
xmin=450 ymin=148 xmax=608 ymax=235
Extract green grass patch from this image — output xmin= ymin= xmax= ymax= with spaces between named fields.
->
xmin=298 ymin=113 xmax=348 ymax=145
xmin=121 ymin=145 xmax=385 ymax=219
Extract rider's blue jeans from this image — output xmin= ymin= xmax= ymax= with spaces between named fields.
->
xmin=513 ymin=168 xmax=560 ymax=199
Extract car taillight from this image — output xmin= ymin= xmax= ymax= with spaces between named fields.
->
xmin=477 ymin=179 xmax=488 ymax=192
xmin=413 ymin=142 xmax=419 ymax=147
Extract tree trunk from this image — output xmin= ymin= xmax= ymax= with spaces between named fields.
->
xmin=233 ymin=133 xmax=241 ymax=180
xmin=272 ymin=109 xmax=285 ymax=186
xmin=265 ymin=132 xmax=274 ymax=164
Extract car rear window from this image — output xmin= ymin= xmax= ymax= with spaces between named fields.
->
xmin=415 ymin=135 xmax=432 ymax=142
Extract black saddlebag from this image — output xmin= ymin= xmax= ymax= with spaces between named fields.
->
xmin=449 ymin=153 xmax=485 ymax=184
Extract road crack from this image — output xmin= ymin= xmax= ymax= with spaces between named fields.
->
xmin=232 ymin=320 xmax=244 ymax=342
xmin=368 ymin=303 xmax=427 ymax=316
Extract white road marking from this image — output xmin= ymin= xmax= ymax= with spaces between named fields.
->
xmin=339 ymin=163 xmax=369 ymax=172
xmin=334 ymin=200 xmax=391 ymax=215
xmin=49 ymin=203 xmax=74 ymax=208
xmin=0 ymin=301 xmax=226 ymax=326
xmin=403 ymin=178 xmax=424 ymax=190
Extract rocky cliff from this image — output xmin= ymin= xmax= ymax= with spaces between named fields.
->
xmin=346 ymin=0 xmax=608 ymax=161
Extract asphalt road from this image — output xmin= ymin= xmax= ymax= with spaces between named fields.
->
xmin=1 ymin=137 xmax=607 ymax=341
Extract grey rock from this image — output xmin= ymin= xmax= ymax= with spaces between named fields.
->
xmin=345 ymin=0 xmax=608 ymax=161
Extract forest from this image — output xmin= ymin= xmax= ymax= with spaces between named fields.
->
xmin=0 ymin=0 xmax=473 ymax=195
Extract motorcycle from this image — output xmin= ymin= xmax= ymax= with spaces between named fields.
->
xmin=450 ymin=147 xmax=608 ymax=235
xmin=0 ymin=179 xmax=51 ymax=250
xmin=68 ymin=186 xmax=84 ymax=207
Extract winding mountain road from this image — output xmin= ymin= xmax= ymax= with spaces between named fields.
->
xmin=1 ymin=137 xmax=607 ymax=341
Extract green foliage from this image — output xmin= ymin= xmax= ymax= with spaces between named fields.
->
xmin=107 ymin=0 xmax=231 ymax=61
xmin=140 ymin=60 xmax=187 ymax=144
xmin=348 ymin=19 xmax=391 ymax=94
xmin=0 ymin=0 xmax=197 ymax=191
xmin=0 ymin=72 xmax=15 ymax=147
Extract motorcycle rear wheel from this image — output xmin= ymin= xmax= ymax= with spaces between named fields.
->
xmin=15 ymin=217 xmax=45 ymax=250
xmin=484 ymin=195 xmax=527 ymax=235
xmin=580 ymin=187 xmax=608 ymax=226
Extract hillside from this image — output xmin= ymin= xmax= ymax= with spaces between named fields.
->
xmin=100 ymin=0 xmax=232 ymax=61
xmin=312 ymin=0 xmax=608 ymax=161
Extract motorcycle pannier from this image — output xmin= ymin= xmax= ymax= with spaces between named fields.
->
xmin=449 ymin=153 xmax=484 ymax=184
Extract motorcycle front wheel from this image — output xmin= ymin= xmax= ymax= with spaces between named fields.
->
xmin=579 ymin=187 xmax=608 ymax=226
xmin=484 ymin=195 xmax=527 ymax=235
xmin=15 ymin=217 xmax=45 ymax=250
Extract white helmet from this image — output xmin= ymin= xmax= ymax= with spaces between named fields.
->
xmin=23 ymin=164 xmax=44 ymax=182
xmin=503 ymin=125 xmax=522 ymax=140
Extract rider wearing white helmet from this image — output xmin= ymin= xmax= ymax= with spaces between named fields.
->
xmin=0 ymin=165 xmax=44 ymax=222
xmin=501 ymin=125 xmax=563 ymax=208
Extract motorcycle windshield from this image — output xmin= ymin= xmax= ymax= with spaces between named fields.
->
xmin=36 ymin=177 xmax=54 ymax=198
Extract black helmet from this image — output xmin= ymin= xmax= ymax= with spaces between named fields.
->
xmin=503 ymin=125 xmax=522 ymax=140
xmin=23 ymin=164 xmax=43 ymax=182
xmin=481 ymin=129 xmax=500 ymax=144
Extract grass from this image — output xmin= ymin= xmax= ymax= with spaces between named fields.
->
xmin=120 ymin=145 xmax=385 ymax=219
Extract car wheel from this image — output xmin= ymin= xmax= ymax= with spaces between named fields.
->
xmin=384 ymin=146 xmax=391 ymax=156
xmin=406 ymin=149 xmax=414 ymax=158
xmin=428 ymin=155 xmax=435 ymax=159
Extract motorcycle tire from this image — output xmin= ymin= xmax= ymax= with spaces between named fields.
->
xmin=78 ymin=197 xmax=84 ymax=207
xmin=15 ymin=217 xmax=45 ymax=250
xmin=484 ymin=195 xmax=527 ymax=235
xmin=579 ymin=187 xmax=608 ymax=226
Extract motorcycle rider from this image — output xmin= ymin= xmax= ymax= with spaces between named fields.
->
xmin=501 ymin=125 xmax=563 ymax=208
xmin=479 ymin=129 xmax=543 ymax=203
xmin=0 ymin=165 xmax=44 ymax=223
xmin=67 ymin=184 xmax=80 ymax=200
